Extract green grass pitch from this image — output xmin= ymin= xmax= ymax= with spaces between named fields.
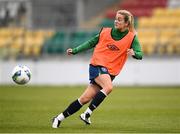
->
xmin=0 ymin=85 xmax=180 ymax=133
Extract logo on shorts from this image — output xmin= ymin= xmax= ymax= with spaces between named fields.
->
xmin=107 ymin=44 xmax=119 ymax=51
xmin=101 ymin=67 xmax=108 ymax=72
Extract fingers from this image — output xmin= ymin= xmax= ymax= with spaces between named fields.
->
xmin=66 ymin=48 xmax=73 ymax=55
xmin=127 ymin=49 xmax=135 ymax=56
xmin=127 ymin=49 xmax=130 ymax=52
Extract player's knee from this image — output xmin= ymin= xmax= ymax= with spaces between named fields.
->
xmin=79 ymin=96 xmax=91 ymax=105
xmin=104 ymin=84 xmax=113 ymax=95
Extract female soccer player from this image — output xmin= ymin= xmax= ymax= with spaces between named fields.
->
xmin=52 ymin=10 xmax=143 ymax=128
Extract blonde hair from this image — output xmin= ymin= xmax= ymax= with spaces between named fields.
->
xmin=116 ymin=10 xmax=136 ymax=34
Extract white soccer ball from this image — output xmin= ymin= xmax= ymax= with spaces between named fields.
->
xmin=11 ymin=65 xmax=31 ymax=85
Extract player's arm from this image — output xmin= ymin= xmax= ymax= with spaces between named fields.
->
xmin=127 ymin=35 xmax=143 ymax=60
xmin=67 ymin=34 xmax=99 ymax=55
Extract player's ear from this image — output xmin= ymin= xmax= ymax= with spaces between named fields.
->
xmin=125 ymin=22 xmax=128 ymax=27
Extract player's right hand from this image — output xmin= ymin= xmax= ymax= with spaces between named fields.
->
xmin=66 ymin=48 xmax=73 ymax=55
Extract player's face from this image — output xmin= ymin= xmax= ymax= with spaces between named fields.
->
xmin=114 ymin=13 xmax=128 ymax=31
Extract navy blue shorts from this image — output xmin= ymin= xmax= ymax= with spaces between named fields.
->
xmin=89 ymin=64 xmax=115 ymax=85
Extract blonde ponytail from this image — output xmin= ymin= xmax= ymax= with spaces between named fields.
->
xmin=129 ymin=15 xmax=136 ymax=33
xmin=117 ymin=10 xmax=136 ymax=34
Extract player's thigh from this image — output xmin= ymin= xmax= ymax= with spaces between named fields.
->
xmin=79 ymin=84 xmax=100 ymax=104
xmin=95 ymin=74 xmax=113 ymax=94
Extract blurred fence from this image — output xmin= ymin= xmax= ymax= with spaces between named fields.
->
xmin=0 ymin=57 xmax=180 ymax=86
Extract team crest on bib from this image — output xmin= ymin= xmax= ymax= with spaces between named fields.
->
xmin=107 ymin=44 xmax=119 ymax=51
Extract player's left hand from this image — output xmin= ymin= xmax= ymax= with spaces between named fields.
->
xmin=127 ymin=49 xmax=135 ymax=56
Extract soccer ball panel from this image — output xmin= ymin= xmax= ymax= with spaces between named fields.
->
xmin=22 ymin=65 xmax=31 ymax=80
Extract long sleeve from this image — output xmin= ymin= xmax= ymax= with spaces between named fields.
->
xmin=131 ymin=35 xmax=143 ymax=60
xmin=72 ymin=35 xmax=99 ymax=54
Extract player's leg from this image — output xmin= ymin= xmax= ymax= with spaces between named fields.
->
xmin=78 ymin=83 xmax=101 ymax=124
xmin=87 ymin=74 xmax=113 ymax=114
xmin=52 ymin=98 xmax=82 ymax=128
xmin=79 ymin=84 xmax=101 ymax=104
xmin=80 ymin=74 xmax=113 ymax=124
xmin=95 ymin=74 xmax=113 ymax=95
xmin=52 ymin=84 xmax=100 ymax=128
